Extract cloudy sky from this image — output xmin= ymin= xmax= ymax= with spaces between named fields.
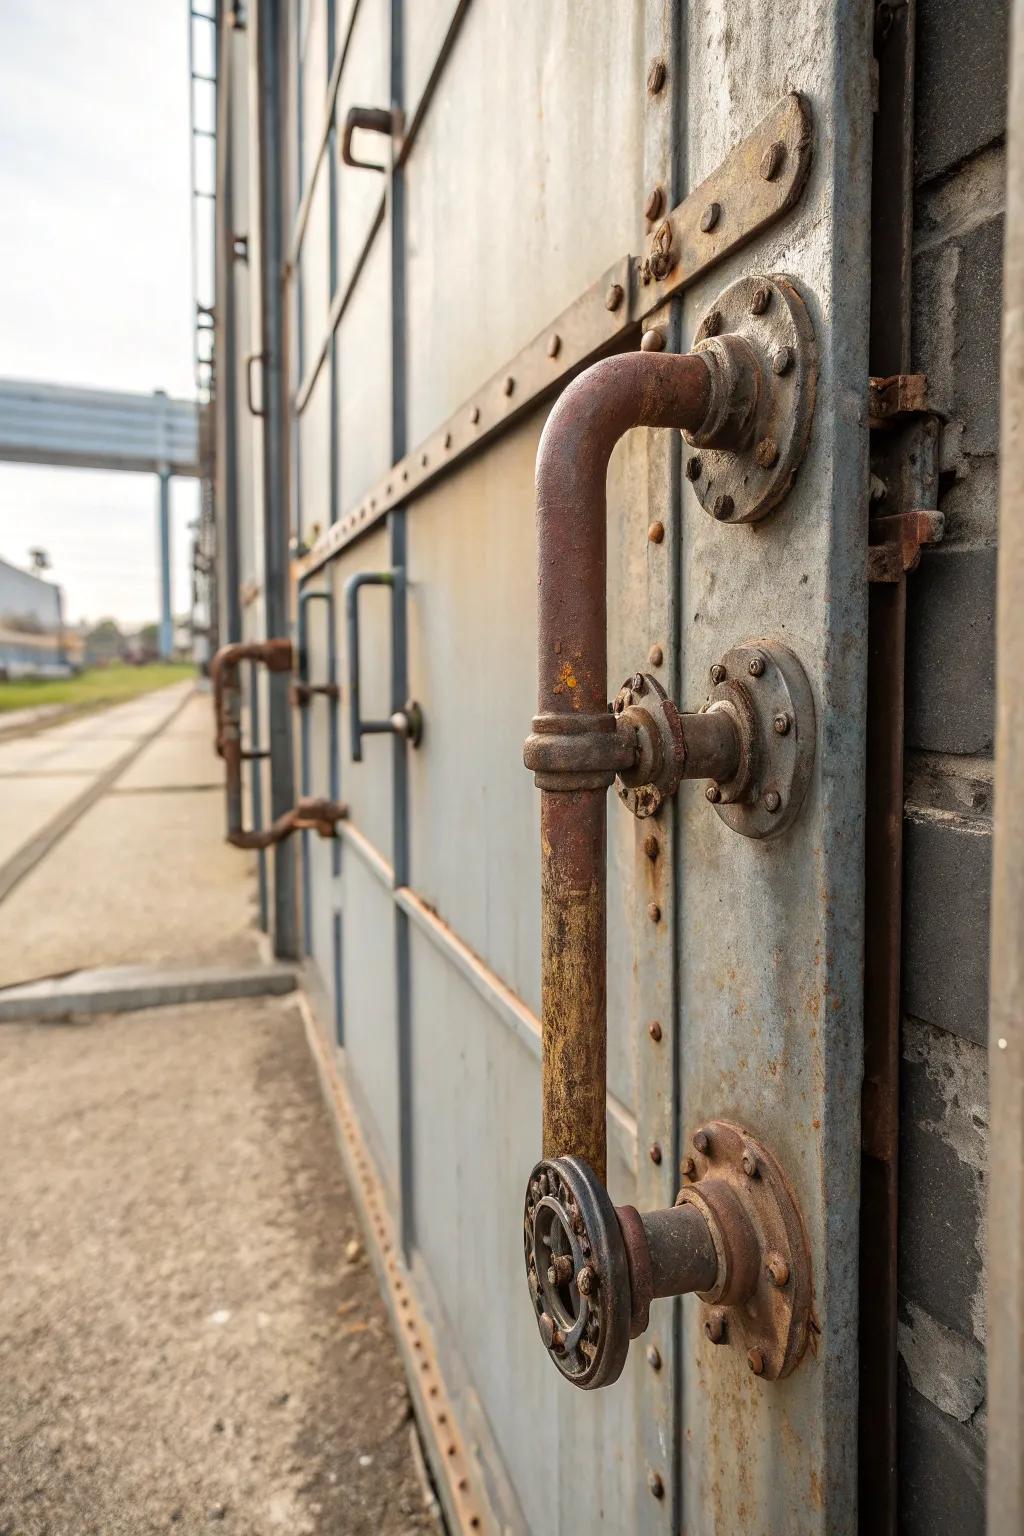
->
xmin=0 ymin=1 xmax=209 ymax=626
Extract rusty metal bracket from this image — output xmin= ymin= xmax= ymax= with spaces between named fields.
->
xmin=868 ymin=371 xmax=929 ymax=428
xmin=299 ymin=92 xmax=815 ymax=578
xmin=867 ymin=508 xmax=944 ymax=582
xmin=340 ymin=105 xmax=399 ymax=172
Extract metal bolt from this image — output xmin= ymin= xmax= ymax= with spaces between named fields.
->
xmin=772 ymin=345 xmax=794 ymax=375
xmin=685 ymin=454 xmax=702 ymax=481
xmin=547 ymin=1254 xmax=574 ymax=1287
xmin=641 ymin=327 xmax=665 ymax=352
xmin=748 ymin=655 xmax=765 ymax=677
xmin=680 ymin=1155 xmax=696 ymax=1179
xmin=773 ymin=712 xmax=791 ymax=735
xmin=712 ymin=494 xmax=735 ymax=521
xmin=649 ymin=1143 xmax=663 ymax=1165
xmin=705 ymin=783 xmax=721 ymax=804
xmin=650 ymin=250 xmax=671 ymax=281
xmin=421 ymin=452 xmax=429 ymax=467
xmin=644 ymin=186 xmax=664 ymax=221
xmin=700 ymin=201 xmax=721 ymax=233
xmin=765 ymin=1252 xmax=790 ymax=1288
xmin=647 ymin=58 xmax=667 ymax=95
xmin=648 ymin=1020 xmax=663 ymax=1042
xmin=647 ymin=1345 xmax=662 ymax=1371
xmin=704 ymin=1310 xmax=726 ymax=1344
xmin=470 ymin=405 xmax=480 ymax=424
xmin=710 ymin=662 xmax=727 ymax=685
xmin=648 ymin=902 xmax=661 ymax=924
xmin=648 ymin=1471 xmax=665 ymax=1501
xmin=750 ymin=284 xmax=772 ymax=316
xmin=643 ymin=834 xmax=659 ymax=861
xmin=693 ymin=1129 xmax=710 ymax=1155
xmin=605 ymin=283 xmax=624 ymax=311
xmin=539 ymin=1313 xmax=564 ymax=1351
xmin=547 ymin=333 xmax=561 ymax=358
xmin=648 ymin=643 xmax=663 ymax=667
xmin=748 ymin=1347 xmax=765 ymax=1376
xmin=760 ymin=140 xmax=786 ymax=181
xmin=503 ymin=375 xmax=515 ymax=397
xmin=741 ymin=1147 xmax=760 ymax=1177
xmin=576 ymin=1265 xmax=595 ymax=1296
xmin=631 ymin=672 xmax=646 ymax=694
xmin=648 ymin=520 xmax=665 ymax=544
xmin=702 ymin=308 xmax=723 ymax=337
xmin=763 ymin=789 xmax=782 ymax=814
xmin=443 ymin=431 xmax=452 ymax=448
xmin=755 ymin=436 xmax=779 ymax=468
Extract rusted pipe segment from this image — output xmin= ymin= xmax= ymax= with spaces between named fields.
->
xmin=226 ymin=795 xmax=348 ymax=850
xmin=618 ymin=1200 xmax=721 ymax=1338
xmin=532 ymin=351 xmax=715 ymax=1183
xmin=210 ymin=637 xmax=301 ymax=850
xmin=340 ymin=106 xmax=395 ymax=171
xmin=210 ymin=637 xmax=293 ymax=757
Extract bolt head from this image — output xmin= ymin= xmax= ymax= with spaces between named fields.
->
xmin=712 ymin=493 xmax=735 ymax=521
xmin=750 ymin=284 xmax=772 ymax=316
xmin=704 ymin=1310 xmax=726 ymax=1344
xmin=760 ymin=140 xmax=786 ymax=181
xmin=647 ymin=520 xmax=665 ymax=544
xmin=640 ymin=327 xmax=665 ymax=352
xmin=503 ymin=375 xmax=515 ymax=397
xmin=773 ymin=712 xmax=791 ymax=736
xmin=710 ymin=662 xmax=727 ymax=685
xmin=763 ymin=789 xmax=782 ymax=814
xmin=648 ymin=1471 xmax=665 ymax=1501
xmin=705 ymin=783 xmax=721 ymax=804
xmin=646 ymin=1345 xmax=662 ymax=1371
xmin=539 ymin=1312 xmax=559 ymax=1350
xmin=547 ymin=333 xmax=561 ymax=358
xmin=443 ymin=431 xmax=452 ymax=448
xmin=576 ymin=1265 xmax=595 ymax=1296
xmin=470 ymin=405 xmax=480 ymax=424
xmin=748 ymin=655 xmax=766 ymax=677
xmin=644 ymin=186 xmax=664 ymax=221
xmin=701 ymin=308 xmax=723 ymax=338
xmin=748 ymin=1347 xmax=765 ymax=1376
xmin=693 ymin=1129 xmax=710 ymax=1155
xmin=685 ymin=454 xmax=702 ymax=481
xmin=741 ymin=1148 xmax=760 ymax=1177
xmin=772 ymin=344 xmax=794 ymax=375
xmin=605 ymin=283 xmax=624 ymax=311
xmin=649 ymin=251 xmax=671 ymax=281
xmin=755 ymin=436 xmax=779 ymax=468
xmin=680 ymin=1155 xmax=696 ymax=1180
xmin=765 ymin=1252 xmax=790 ymax=1288
xmin=648 ymin=644 xmax=663 ymax=667
xmin=647 ymin=58 xmax=667 ymax=94
xmin=649 ymin=1143 xmax=663 ymax=1165
xmin=700 ymin=201 xmax=721 ymax=233
xmin=648 ymin=1020 xmax=663 ymax=1042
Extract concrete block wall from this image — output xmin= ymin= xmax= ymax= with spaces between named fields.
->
xmin=898 ymin=1 xmax=1008 ymax=1527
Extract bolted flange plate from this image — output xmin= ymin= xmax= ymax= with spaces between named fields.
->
xmin=684 ymin=274 xmax=817 ymax=524
xmin=523 ymin=1155 xmax=632 ymax=1389
xmin=612 ymin=672 xmax=684 ymax=819
xmin=704 ymin=638 xmax=814 ymax=840
xmin=677 ymin=1120 xmax=812 ymax=1380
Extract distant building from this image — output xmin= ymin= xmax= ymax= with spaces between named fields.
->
xmin=0 ymin=556 xmax=70 ymax=679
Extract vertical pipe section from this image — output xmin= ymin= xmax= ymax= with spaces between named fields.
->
xmin=255 ymin=0 xmax=297 ymax=958
xmin=989 ymin=2 xmax=1024 ymax=1522
xmin=157 ymin=468 xmax=173 ymax=658
xmin=533 ymin=351 xmax=712 ymax=1187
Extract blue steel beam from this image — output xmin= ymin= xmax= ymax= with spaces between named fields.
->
xmin=0 ymin=379 xmax=198 ymax=477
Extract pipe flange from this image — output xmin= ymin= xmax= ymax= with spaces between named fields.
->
xmin=523 ymin=1156 xmax=631 ymax=1389
xmin=677 ymin=1120 xmax=812 ymax=1380
xmin=612 ymin=672 xmax=685 ymax=819
xmin=704 ymin=639 xmax=814 ymax=840
xmin=685 ymin=274 xmax=817 ymax=524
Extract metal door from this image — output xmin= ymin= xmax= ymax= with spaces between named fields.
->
xmin=287 ymin=3 xmax=872 ymax=1530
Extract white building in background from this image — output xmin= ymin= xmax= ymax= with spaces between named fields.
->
xmin=0 ymin=555 xmax=70 ymax=678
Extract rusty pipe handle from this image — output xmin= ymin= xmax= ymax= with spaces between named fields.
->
xmin=211 ymin=638 xmax=293 ymax=757
xmin=244 ymin=351 xmax=266 ymax=418
xmin=340 ymin=106 xmax=395 ymax=171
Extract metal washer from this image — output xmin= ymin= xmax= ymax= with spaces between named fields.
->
xmin=685 ymin=274 xmax=817 ymax=525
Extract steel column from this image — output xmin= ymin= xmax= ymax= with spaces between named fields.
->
xmin=989 ymin=0 xmax=1024 ymax=1524
xmin=157 ymin=467 xmax=173 ymax=658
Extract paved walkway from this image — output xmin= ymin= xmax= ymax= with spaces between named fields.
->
xmin=0 ymin=683 xmax=435 ymax=1535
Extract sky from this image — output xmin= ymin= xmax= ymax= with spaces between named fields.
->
xmin=0 ymin=1 xmax=210 ymax=627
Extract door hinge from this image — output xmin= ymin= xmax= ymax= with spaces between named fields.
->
xmin=868 ymin=373 xmax=944 ymax=581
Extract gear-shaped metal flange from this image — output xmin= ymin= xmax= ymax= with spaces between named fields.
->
xmin=523 ymin=1156 xmax=632 ymax=1389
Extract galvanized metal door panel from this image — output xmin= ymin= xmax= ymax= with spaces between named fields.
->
xmin=298 ymin=163 xmax=330 ymax=376
xmin=403 ymin=2 xmax=649 ymax=442
xmin=336 ymin=229 xmax=392 ymax=511
xmin=340 ymin=843 xmax=401 ymax=1198
xmin=405 ymin=918 xmax=645 ymax=1535
xmin=297 ymin=367 xmax=332 ymax=545
xmin=402 ymin=0 xmax=459 ymax=115
xmin=332 ymin=0 xmax=389 ymax=295
xmin=674 ymin=9 xmax=872 ymax=1532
